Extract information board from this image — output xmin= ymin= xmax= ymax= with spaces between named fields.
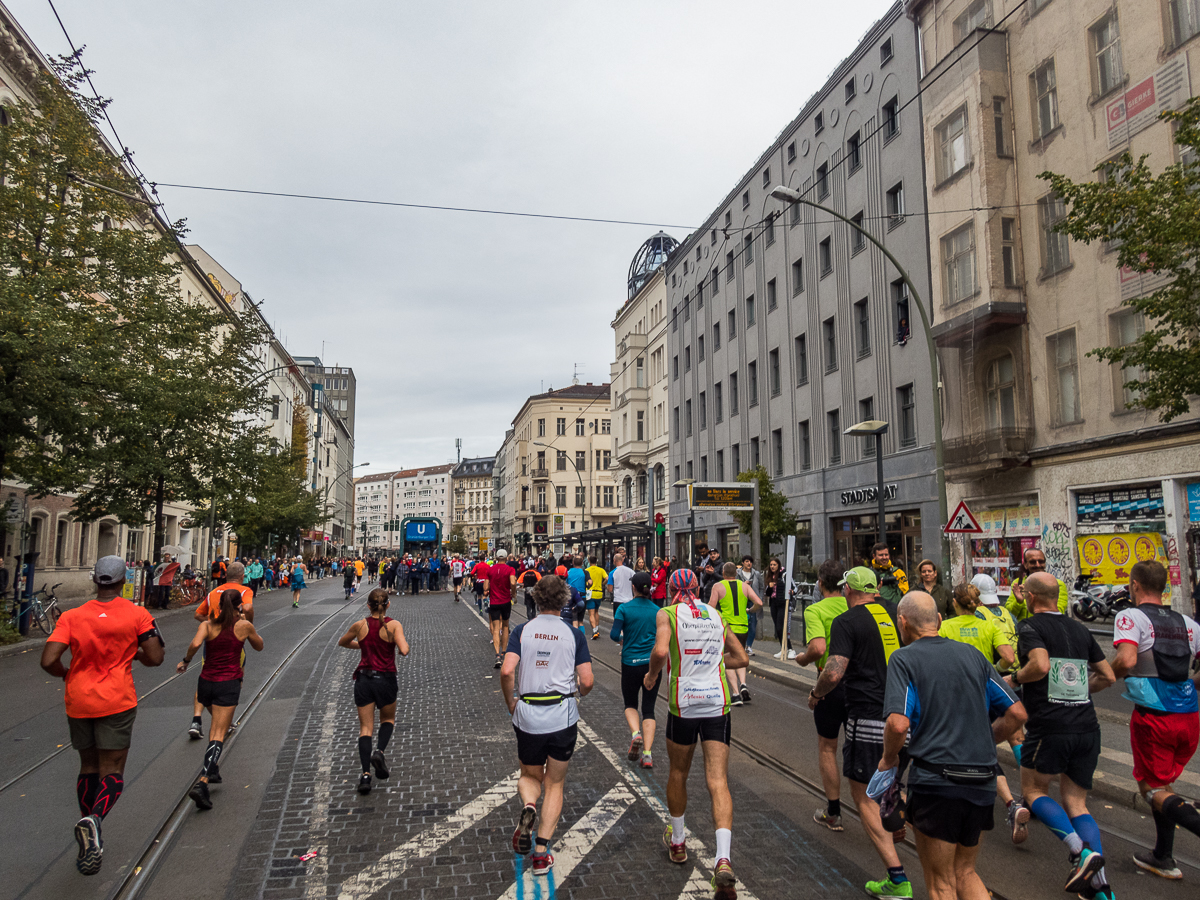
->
xmin=690 ymin=483 xmax=754 ymax=511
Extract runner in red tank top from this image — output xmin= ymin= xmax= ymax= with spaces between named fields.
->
xmin=339 ymin=588 xmax=410 ymax=794
xmin=178 ymin=589 xmax=263 ymax=810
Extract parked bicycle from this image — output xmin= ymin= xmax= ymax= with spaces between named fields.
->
xmin=7 ymin=582 xmax=63 ymax=634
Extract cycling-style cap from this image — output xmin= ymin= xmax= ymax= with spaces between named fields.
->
xmin=838 ymin=566 xmax=879 ymax=594
xmin=93 ymin=555 xmax=127 ymax=586
xmin=970 ymin=573 xmax=1000 ymax=606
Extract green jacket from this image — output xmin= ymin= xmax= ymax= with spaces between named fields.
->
xmin=1005 ymin=576 xmax=1068 ymax=619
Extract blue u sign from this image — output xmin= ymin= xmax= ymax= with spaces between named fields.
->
xmin=405 ymin=521 xmax=436 ymax=542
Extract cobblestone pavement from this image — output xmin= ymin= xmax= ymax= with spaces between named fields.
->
xmin=230 ymin=592 xmax=872 ymax=900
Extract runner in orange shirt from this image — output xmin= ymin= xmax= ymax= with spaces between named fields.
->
xmin=41 ymin=556 xmax=166 ymax=876
xmin=190 ymin=561 xmax=254 ymax=739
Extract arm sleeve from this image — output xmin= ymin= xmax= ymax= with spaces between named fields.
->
xmin=1112 ymin=611 xmax=1140 ymax=646
xmin=574 ymin=627 xmax=592 ymax=664
xmin=1006 ymin=593 xmax=1029 ymax=620
xmin=505 ymin=623 xmax=524 ymax=656
xmin=610 ymin=606 xmax=624 ymax=642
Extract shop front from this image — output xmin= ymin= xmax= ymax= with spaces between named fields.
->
xmin=830 ymin=509 xmax=925 ymax=577
xmin=960 ymin=498 xmax=1041 ymax=598
xmin=1073 ymin=481 xmax=1177 ymax=605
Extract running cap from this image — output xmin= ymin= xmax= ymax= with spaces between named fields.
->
xmin=631 ymin=571 xmax=653 ymax=593
xmin=92 ymin=555 xmax=127 ymax=586
xmin=555 ymin=565 xmax=568 ymax=577
xmin=838 ymin=566 xmax=879 ymax=594
xmin=970 ymin=573 xmax=1000 ymax=606
xmin=496 ymin=548 xmax=508 ymax=559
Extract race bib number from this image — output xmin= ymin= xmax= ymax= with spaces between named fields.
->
xmin=1048 ymin=657 xmax=1088 ymax=704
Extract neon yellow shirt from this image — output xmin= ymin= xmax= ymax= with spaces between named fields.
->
xmin=585 ymin=566 xmax=607 ymax=600
xmin=939 ymin=614 xmax=1010 ymax=663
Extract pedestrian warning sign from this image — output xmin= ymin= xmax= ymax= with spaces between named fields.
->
xmin=944 ymin=500 xmax=983 ymax=534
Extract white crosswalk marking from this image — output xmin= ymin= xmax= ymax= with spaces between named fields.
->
xmin=675 ymin=867 xmax=716 ymax=899
xmin=337 ymin=771 xmax=520 ymax=900
xmin=577 ymin=719 xmax=763 ymax=900
xmin=495 ymin=782 xmax=635 ymax=899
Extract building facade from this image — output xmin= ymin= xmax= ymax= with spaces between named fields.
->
xmin=355 ymin=465 xmax=454 ymax=553
xmin=667 ymin=1 xmax=941 ymax=575
xmin=293 ymin=357 xmax=358 ymax=554
xmin=908 ymin=0 xmax=1200 ymax=610
xmin=451 ymin=456 xmax=496 ymax=554
xmin=610 ymin=233 xmax=676 ymax=563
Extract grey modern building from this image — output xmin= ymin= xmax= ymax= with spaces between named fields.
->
xmin=667 ymin=1 xmax=940 ymax=575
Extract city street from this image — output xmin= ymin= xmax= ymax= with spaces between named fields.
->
xmin=0 ymin=578 xmax=1194 ymax=900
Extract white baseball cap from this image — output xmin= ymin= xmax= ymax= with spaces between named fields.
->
xmin=970 ymin=573 xmax=1000 ymax=606
xmin=496 ymin=548 xmax=508 ymax=559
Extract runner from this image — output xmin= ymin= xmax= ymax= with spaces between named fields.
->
xmin=40 ymin=556 xmax=165 ymax=876
xmin=289 ymin=557 xmax=308 ymax=608
xmin=501 ymin=576 xmax=594 ymax=875
xmin=1111 ymin=560 xmax=1200 ymax=879
xmin=645 ymin=568 xmax=747 ymax=899
xmin=585 ymin=556 xmax=607 ymax=640
xmin=338 ymin=588 xmax=410 ymax=794
xmin=709 ymin=562 xmax=763 ymax=706
xmin=485 ymin=548 xmax=517 ymax=669
xmin=808 ymin=566 xmax=911 ymax=898
xmin=796 ymin=559 xmax=850 ymax=832
xmin=354 ymin=557 xmax=365 ymax=587
xmin=451 ymin=555 xmax=466 ymax=602
xmin=970 ymin=573 xmax=1020 ymax=672
xmin=177 ymin=589 xmax=264 ymax=810
xmin=343 ymin=561 xmax=357 ymax=597
xmin=519 ymin=566 xmax=541 ymax=620
xmin=609 ymin=552 xmax=635 ymax=612
xmin=611 ymin=571 xmax=661 ymax=768
xmin=190 ymin=562 xmax=254 ymax=739
xmin=473 ymin=555 xmax=490 ymax=613
xmin=1010 ymin=572 xmax=1117 ymax=896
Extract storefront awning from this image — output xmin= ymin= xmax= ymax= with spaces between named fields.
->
xmin=561 ymin=522 xmax=653 ymax=545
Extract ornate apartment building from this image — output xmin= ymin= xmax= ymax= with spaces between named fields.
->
xmin=451 ymin=456 xmax=495 ymax=553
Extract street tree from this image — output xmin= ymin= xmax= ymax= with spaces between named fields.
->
xmin=1041 ymin=98 xmax=1200 ymax=421
xmin=214 ymin=440 xmax=326 ymax=556
xmin=730 ymin=465 xmax=799 ymax=563
xmin=445 ymin=525 xmax=469 ymax=556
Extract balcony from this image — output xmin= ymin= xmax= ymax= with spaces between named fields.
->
xmin=613 ymin=385 xmax=649 ymax=410
xmin=615 ymin=437 xmax=650 ymax=466
xmin=616 ymin=331 xmax=648 ymax=359
xmin=932 ymin=302 xmax=1026 ymax=349
xmin=530 ymin=467 xmax=550 ymax=480
xmin=531 ymin=504 xmax=549 ymax=515
xmin=943 ymin=427 xmax=1032 ymax=482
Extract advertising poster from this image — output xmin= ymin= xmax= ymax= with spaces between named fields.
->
xmin=1075 ymin=532 xmax=1172 ymax=602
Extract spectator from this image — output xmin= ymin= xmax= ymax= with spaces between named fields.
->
xmin=915 ymin=559 xmax=951 ymax=617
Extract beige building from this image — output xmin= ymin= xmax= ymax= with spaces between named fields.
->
xmin=498 ymin=384 xmax=619 ymax=553
xmin=909 ymin=0 xmax=1200 ymax=606
xmin=451 ymin=456 xmax=496 ymax=553
xmin=610 ymin=233 xmax=676 ymax=563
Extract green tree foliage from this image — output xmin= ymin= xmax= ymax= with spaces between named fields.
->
xmin=730 ymin=466 xmax=799 ymax=563
xmin=1041 ymin=98 xmax=1200 ymax=421
xmin=213 ymin=441 xmax=325 ymax=556
xmin=445 ymin=524 xmax=469 ymax=555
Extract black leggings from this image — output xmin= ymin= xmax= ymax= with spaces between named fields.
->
xmin=621 ymin=663 xmax=661 ymax=720
xmin=770 ymin=600 xmax=792 ymax=649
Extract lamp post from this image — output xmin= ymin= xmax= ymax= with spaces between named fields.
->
xmin=673 ymin=478 xmax=696 ymax=572
xmin=845 ymin=420 xmax=889 ymax=547
xmin=770 ymin=185 xmax=950 ymax=573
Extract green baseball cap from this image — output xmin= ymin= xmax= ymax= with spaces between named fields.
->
xmin=838 ymin=566 xmax=879 ymax=593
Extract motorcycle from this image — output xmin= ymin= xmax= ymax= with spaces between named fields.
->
xmin=1070 ymin=573 xmax=1108 ymax=622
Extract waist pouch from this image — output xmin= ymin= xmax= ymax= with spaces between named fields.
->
xmin=519 ymin=693 xmax=575 ymax=706
xmin=911 ymin=756 xmax=999 ymax=785
xmin=354 ymin=668 xmax=396 ymax=681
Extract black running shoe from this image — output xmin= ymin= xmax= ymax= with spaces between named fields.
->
xmin=188 ymin=718 xmax=202 ymax=740
xmin=357 ymin=772 xmax=372 ymax=794
xmin=512 ymin=804 xmax=537 ymax=854
xmin=207 ymin=766 xmax=222 ymax=785
xmin=740 ymin=685 xmax=752 ymax=704
xmin=371 ymin=749 xmax=389 ymax=780
xmin=494 ymin=654 xmax=502 ymax=669
xmin=74 ymin=815 xmax=103 ymax=875
xmin=188 ymin=780 xmax=213 ymax=811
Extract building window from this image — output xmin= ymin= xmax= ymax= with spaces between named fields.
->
xmin=716 ymin=449 xmax=725 ymax=481
xmin=799 ymin=420 xmax=812 ymax=469
xmin=787 ymin=141 xmax=796 ymax=163
xmin=993 ymin=98 xmax=1011 ymax=156
xmin=746 ymin=294 xmax=756 ymax=326
xmin=748 ymin=361 xmax=759 ymax=406
xmin=725 ymin=211 xmax=732 ymax=228
xmin=715 ymin=381 xmax=723 ymax=422
xmin=1030 ymin=59 xmax=1059 ymax=140
xmin=656 ymin=465 xmax=665 ymax=501
xmin=1001 ymin=217 xmax=1018 ymax=286
xmin=555 ymin=486 xmax=567 ymax=508
xmin=726 ymin=251 xmax=735 ymax=281
xmin=743 ymin=233 xmax=754 ymax=266
xmin=767 ymin=278 xmax=777 ymax=311
xmin=576 ymin=417 xmax=585 ymax=436
xmin=850 ymin=212 xmax=865 ymax=254
xmin=575 ymin=486 xmax=586 ymax=508
xmin=751 ymin=437 xmax=760 ymax=468
xmin=673 ymin=355 xmax=679 ymax=379
xmin=742 ymin=190 xmax=750 ymax=209
xmin=712 ymin=265 xmax=720 ymax=294
xmin=953 ymin=0 xmax=992 ymax=42
xmin=576 ymin=450 xmax=587 ymax=470
xmin=886 ymin=182 xmax=905 ymax=228
xmin=859 ymin=397 xmax=876 ymax=456
xmin=823 ymin=317 xmax=838 ymax=372
xmin=791 ymin=199 xmax=802 ymax=226
xmin=819 ymin=237 xmax=832 ymax=276
xmin=985 ymin=355 xmax=1017 ymax=429
xmin=732 ymin=443 xmax=741 ymax=476
xmin=601 ymin=418 xmax=611 ymax=434
xmin=936 ymin=106 xmax=969 ymax=183
xmin=941 ymin=223 xmax=976 ymax=304
xmin=1038 ymin=193 xmax=1070 ymax=275
xmin=795 ymin=334 xmax=808 ymax=385
xmin=766 ymin=216 xmax=775 ymax=245
xmin=698 ymin=335 xmax=706 ymax=362
xmin=769 ymin=348 xmax=781 ymax=395
xmin=880 ymin=37 xmax=893 ymax=64
xmin=1048 ymin=330 xmax=1081 ymax=425
xmin=603 ymin=486 xmax=614 ymax=507
xmin=728 ymin=309 xmax=737 ymax=339
xmin=730 ymin=372 xmax=739 ymax=414
xmin=1090 ymin=13 xmax=1122 ymax=97
xmin=792 ymin=258 xmax=804 ymax=295
xmin=1112 ymin=310 xmax=1146 ymax=409
xmin=762 ymin=167 xmax=771 ymax=188
xmin=684 ymin=295 xmax=690 ymax=321
xmin=537 ymin=418 xmax=545 ymax=437
xmin=846 ymin=131 xmax=862 ymax=172
xmin=897 ymin=384 xmax=916 ymax=447
xmin=636 ymin=359 xmax=644 ymax=387
xmin=713 ymin=322 xmax=721 ymax=349
xmin=685 ymin=346 xmax=691 ymax=372
xmin=845 ymin=77 xmax=856 ymax=103
xmin=699 ymin=392 xmax=707 ymax=430
xmin=637 ymin=410 xmax=645 ymax=440
xmin=686 ymin=400 xmax=693 ymax=436
xmin=882 ymin=96 xmax=899 ymax=140
xmin=700 ymin=455 xmax=709 ymax=481
xmin=772 ymin=429 xmax=784 ymax=475
xmin=1171 ymin=0 xmax=1200 ymax=46
xmin=557 ymin=417 xmax=566 ymax=436
xmin=673 ymin=406 xmax=679 ymax=438
xmin=855 ymin=298 xmax=871 ymax=357
xmin=816 ymin=163 xmax=829 ymax=200
xmin=815 ymin=111 xmax=824 ymax=133
xmin=828 ymin=409 xmax=842 ymax=465
xmin=891 ymin=279 xmax=910 ymax=342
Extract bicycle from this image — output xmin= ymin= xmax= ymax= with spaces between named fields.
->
xmin=8 ymin=582 xmax=63 ymax=634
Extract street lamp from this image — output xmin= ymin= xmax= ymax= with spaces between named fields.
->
xmin=845 ymin=420 xmax=889 ymax=547
xmin=674 ymin=478 xmax=696 ymax=570
xmin=770 ymin=185 xmax=950 ymax=573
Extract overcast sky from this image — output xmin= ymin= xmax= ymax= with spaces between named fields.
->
xmin=10 ymin=0 xmax=895 ymax=476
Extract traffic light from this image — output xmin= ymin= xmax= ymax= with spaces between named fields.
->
xmin=654 ymin=513 xmax=665 ymax=524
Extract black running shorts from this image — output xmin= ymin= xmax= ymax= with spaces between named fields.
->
xmin=907 ymin=790 xmax=994 ymax=847
xmin=843 ymin=717 xmax=887 ymax=783
xmin=665 ymin=713 xmax=730 ymax=746
xmin=354 ymin=673 xmax=399 ymax=708
xmin=1020 ymin=730 xmax=1101 ymax=790
xmin=454 ymin=576 xmax=463 ymax=586
xmin=514 ymin=723 xmax=578 ymax=766
xmin=197 ymin=677 xmax=242 ymax=708
xmin=732 ymin=631 xmax=748 ymax=648
xmin=620 ymin=663 xmax=661 ymax=720
xmin=68 ymin=707 xmax=137 ymax=751
xmin=474 ymin=581 xmax=486 ymax=596
xmin=488 ymin=602 xmax=512 ymax=622
xmin=813 ymin=683 xmax=848 ymax=740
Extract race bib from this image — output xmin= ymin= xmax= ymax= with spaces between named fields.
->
xmin=1048 ymin=657 xmax=1088 ymax=704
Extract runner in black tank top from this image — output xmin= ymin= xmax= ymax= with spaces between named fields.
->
xmin=339 ymin=588 xmax=410 ymax=794
xmin=178 ymin=589 xmax=263 ymax=810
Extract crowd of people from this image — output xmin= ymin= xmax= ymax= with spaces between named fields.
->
xmin=33 ymin=538 xmax=1200 ymax=900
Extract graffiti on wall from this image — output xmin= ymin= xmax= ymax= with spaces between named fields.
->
xmin=1041 ymin=522 xmax=1073 ymax=580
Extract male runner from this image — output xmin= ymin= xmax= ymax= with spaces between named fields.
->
xmin=1111 ymin=560 xmax=1200 ymax=879
xmin=610 ymin=552 xmax=635 ymax=610
xmin=450 ymin=555 xmax=465 ymax=601
xmin=584 ymin=556 xmax=607 ymax=640
xmin=189 ymin=561 xmax=254 ymax=739
xmin=354 ymin=557 xmax=365 ymax=587
xmin=808 ymin=566 xmax=911 ymax=898
xmin=797 ymin=559 xmax=849 ymax=831
xmin=645 ymin=568 xmax=747 ymax=899
xmin=485 ymin=549 xmax=517 ymax=669
xmin=566 ymin=555 xmax=588 ymax=604
xmin=1011 ymin=572 xmax=1117 ymax=896
xmin=502 ymin=576 xmax=593 ymax=875
xmin=473 ymin=555 xmax=490 ymax=612
xmin=41 ymin=556 xmax=165 ymax=875
xmin=709 ymin=562 xmax=762 ymax=706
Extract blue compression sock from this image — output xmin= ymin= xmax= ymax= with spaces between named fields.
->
xmin=1071 ymin=814 xmax=1103 ymax=853
xmin=1031 ymin=797 xmax=1083 ymax=853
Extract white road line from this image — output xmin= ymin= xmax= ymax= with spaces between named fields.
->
xmin=577 ymin=719 xmax=763 ymax=900
xmin=337 ymin=770 xmax=520 ymax=900
xmin=302 ymin=684 xmax=342 ymax=899
xmin=675 ymin=867 xmax=716 ymax=899
xmin=494 ymin=782 xmax=634 ymax=900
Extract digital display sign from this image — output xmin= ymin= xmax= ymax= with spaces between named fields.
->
xmin=690 ymin=483 xmax=754 ymax=511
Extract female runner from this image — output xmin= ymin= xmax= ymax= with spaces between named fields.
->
xmin=338 ymin=588 xmax=410 ymax=794
xmin=178 ymin=589 xmax=264 ymax=810
xmin=289 ymin=557 xmax=307 ymax=608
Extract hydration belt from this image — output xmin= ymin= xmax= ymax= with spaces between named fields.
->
xmin=519 ymin=693 xmax=575 ymax=706
xmin=911 ymin=756 xmax=1000 ymax=785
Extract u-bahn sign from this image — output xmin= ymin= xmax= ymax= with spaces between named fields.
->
xmin=689 ymin=483 xmax=754 ymax=511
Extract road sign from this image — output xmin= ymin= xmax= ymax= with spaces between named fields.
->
xmin=944 ymin=500 xmax=983 ymax=534
xmin=690 ymin=483 xmax=755 ymax=511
